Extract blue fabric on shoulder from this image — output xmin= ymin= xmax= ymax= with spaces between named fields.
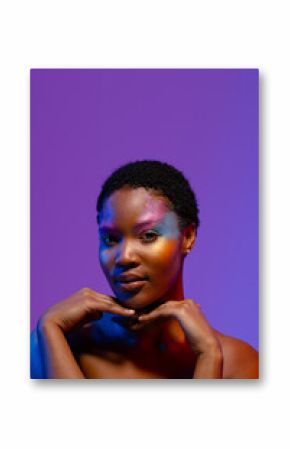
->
xmin=30 ymin=328 xmax=45 ymax=379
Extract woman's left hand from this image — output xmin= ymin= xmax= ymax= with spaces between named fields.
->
xmin=138 ymin=299 xmax=221 ymax=356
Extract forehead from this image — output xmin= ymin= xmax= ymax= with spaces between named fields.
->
xmin=99 ymin=187 xmax=171 ymax=225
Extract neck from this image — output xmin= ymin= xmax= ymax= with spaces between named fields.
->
xmin=134 ymin=270 xmax=187 ymax=350
xmin=161 ymin=269 xmax=185 ymax=303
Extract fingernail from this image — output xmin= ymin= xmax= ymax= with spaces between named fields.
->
xmin=127 ymin=309 xmax=135 ymax=314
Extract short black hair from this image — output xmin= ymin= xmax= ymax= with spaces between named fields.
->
xmin=96 ymin=160 xmax=200 ymax=230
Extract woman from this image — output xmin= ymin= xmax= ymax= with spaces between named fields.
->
xmin=31 ymin=160 xmax=259 ymax=379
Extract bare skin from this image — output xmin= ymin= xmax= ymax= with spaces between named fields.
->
xmin=36 ymin=290 xmax=258 ymax=379
xmin=34 ymin=187 xmax=259 ymax=379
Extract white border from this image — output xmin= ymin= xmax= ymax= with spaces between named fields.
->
xmin=1 ymin=1 xmax=289 ymax=448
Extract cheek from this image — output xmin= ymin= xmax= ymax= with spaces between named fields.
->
xmin=147 ymin=238 xmax=182 ymax=275
xmin=99 ymin=248 xmax=113 ymax=274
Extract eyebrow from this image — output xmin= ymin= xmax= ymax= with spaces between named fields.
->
xmin=99 ymin=218 xmax=164 ymax=233
xmin=133 ymin=219 xmax=163 ymax=231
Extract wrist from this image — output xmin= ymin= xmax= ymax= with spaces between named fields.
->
xmin=193 ymin=345 xmax=223 ymax=379
xmin=195 ymin=336 xmax=222 ymax=357
xmin=36 ymin=315 xmax=85 ymax=379
xmin=197 ymin=345 xmax=223 ymax=362
xmin=37 ymin=315 xmax=64 ymax=334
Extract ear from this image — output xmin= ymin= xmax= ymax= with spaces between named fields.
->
xmin=181 ymin=224 xmax=196 ymax=256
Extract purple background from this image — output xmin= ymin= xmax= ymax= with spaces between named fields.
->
xmin=30 ymin=69 xmax=259 ymax=350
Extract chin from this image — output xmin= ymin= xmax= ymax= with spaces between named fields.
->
xmin=115 ymin=290 xmax=165 ymax=313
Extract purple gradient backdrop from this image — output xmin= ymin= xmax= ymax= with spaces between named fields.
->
xmin=30 ymin=69 xmax=259 ymax=350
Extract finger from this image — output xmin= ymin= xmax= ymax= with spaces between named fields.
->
xmin=90 ymin=299 xmax=135 ymax=315
xmin=84 ymin=291 xmax=132 ymax=311
xmin=138 ymin=305 xmax=172 ymax=321
xmin=95 ymin=293 xmax=140 ymax=314
xmin=106 ymin=303 xmax=136 ymax=316
xmin=83 ymin=292 xmax=135 ymax=316
xmin=87 ymin=290 xmax=118 ymax=303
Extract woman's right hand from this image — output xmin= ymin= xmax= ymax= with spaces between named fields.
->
xmin=39 ymin=288 xmax=135 ymax=334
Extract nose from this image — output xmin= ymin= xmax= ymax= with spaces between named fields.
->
xmin=115 ymin=238 xmax=139 ymax=267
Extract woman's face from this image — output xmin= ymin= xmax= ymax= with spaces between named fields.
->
xmin=98 ymin=187 xmax=188 ymax=311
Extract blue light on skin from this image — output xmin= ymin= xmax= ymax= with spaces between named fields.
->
xmin=96 ymin=187 xmax=192 ymax=346
xmin=94 ymin=188 xmax=196 ymax=346
xmin=90 ymin=312 xmax=139 ymax=348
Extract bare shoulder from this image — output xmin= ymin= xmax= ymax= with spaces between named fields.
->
xmin=214 ymin=330 xmax=259 ymax=379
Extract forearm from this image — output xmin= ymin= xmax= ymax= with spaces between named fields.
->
xmin=37 ymin=319 xmax=85 ymax=379
xmin=193 ymin=347 xmax=223 ymax=379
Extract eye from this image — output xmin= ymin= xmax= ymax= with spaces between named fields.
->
xmin=101 ymin=234 xmax=120 ymax=247
xmin=141 ymin=231 xmax=159 ymax=243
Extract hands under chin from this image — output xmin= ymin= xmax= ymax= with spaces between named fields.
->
xmin=140 ymin=299 xmax=221 ymax=354
xmin=114 ymin=299 xmax=221 ymax=355
xmin=112 ymin=299 xmax=223 ymax=378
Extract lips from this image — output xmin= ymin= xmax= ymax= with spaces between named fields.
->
xmin=114 ymin=273 xmax=148 ymax=292
xmin=115 ymin=273 xmax=148 ymax=283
